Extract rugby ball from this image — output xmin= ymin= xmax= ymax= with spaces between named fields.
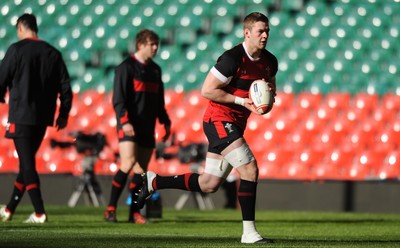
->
xmin=249 ymin=80 xmax=274 ymax=115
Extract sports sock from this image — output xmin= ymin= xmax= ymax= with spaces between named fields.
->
xmin=6 ymin=180 xmax=25 ymax=213
xmin=26 ymin=184 xmax=45 ymax=214
xmin=107 ymin=170 xmax=128 ymax=208
xmin=154 ymin=173 xmax=202 ymax=192
xmin=129 ymin=173 xmax=143 ymax=219
xmin=238 ymin=179 xmax=257 ymax=221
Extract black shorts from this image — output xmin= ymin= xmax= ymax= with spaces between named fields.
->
xmin=117 ymin=124 xmax=155 ymax=148
xmin=203 ymin=121 xmax=243 ymax=154
xmin=5 ymin=123 xmax=47 ymax=139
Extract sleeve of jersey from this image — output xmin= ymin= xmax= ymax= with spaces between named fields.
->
xmin=211 ymin=51 xmax=239 ymax=83
xmin=112 ymin=65 xmax=130 ymax=125
xmin=0 ymin=45 xmax=17 ymax=103
xmin=58 ymin=56 xmax=73 ymax=119
xmin=157 ymin=79 xmax=171 ymax=126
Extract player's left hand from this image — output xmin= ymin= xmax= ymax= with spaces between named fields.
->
xmin=162 ymin=124 xmax=171 ymax=142
xmin=56 ymin=116 xmax=68 ymax=131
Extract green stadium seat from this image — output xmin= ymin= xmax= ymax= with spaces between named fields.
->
xmin=210 ymin=16 xmax=234 ymax=35
xmin=66 ymin=60 xmax=86 ymax=79
xmin=304 ymin=1 xmax=327 ymax=16
xmin=209 ymin=4 xmax=243 ymax=19
xmin=246 ymin=4 xmax=269 ymax=16
xmin=175 ymin=27 xmax=197 ymax=46
xmin=80 ymin=68 xmax=105 ymax=91
xmin=64 ymin=44 xmax=95 ymax=64
xmin=100 ymin=50 xmax=123 ymax=69
xmin=269 ymin=11 xmax=290 ymax=29
xmin=187 ymin=2 xmax=213 ymax=17
xmin=280 ymin=0 xmax=304 ymax=12
xmin=158 ymin=45 xmax=182 ymax=64
xmin=177 ymin=10 xmax=207 ymax=32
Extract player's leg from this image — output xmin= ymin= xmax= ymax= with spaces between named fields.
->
xmin=135 ymin=120 xmax=236 ymax=208
xmin=128 ymin=146 xmax=153 ymax=224
xmin=13 ymin=125 xmax=47 ymax=223
xmin=105 ymin=140 xmax=136 ymax=222
xmin=1 ymin=173 xmax=25 ymax=221
xmin=221 ymin=138 xmax=272 ymax=243
xmin=135 ymin=151 xmax=232 ymax=209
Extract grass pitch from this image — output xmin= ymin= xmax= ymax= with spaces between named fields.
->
xmin=1 ymin=205 xmax=400 ymax=247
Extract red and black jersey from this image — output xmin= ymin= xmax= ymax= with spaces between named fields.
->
xmin=203 ymin=42 xmax=278 ymax=130
xmin=0 ymin=38 xmax=72 ymax=126
xmin=112 ymin=54 xmax=170 ymax=133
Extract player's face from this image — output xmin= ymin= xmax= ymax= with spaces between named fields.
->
xmin=140 ymin=39 xmax=159 ymax=59
xmin=246 ymin=21 xmax=270 ymax=50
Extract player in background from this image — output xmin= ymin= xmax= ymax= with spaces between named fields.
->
xmin=0 ymin=13 xmax=73 ymax=223
xmin=137 ymin=12 xmax=278 ymax=243
xmin=104 ymin=29 xmax=171 ymax=224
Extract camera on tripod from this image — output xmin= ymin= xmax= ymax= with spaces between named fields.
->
xmin=50 ymin=131 xmax=107 ymax=207
xmin=50 ymin=131 xmax=106 ymax=156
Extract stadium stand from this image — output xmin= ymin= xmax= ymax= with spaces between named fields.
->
xmin=0 ymin=0 xmax=399 ymax=181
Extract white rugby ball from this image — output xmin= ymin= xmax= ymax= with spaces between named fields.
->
xmin=249 ymin=80 xmax=274 ymax=115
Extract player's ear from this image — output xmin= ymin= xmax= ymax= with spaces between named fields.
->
xmin=244 ymin=28 xmax=250 ymax=38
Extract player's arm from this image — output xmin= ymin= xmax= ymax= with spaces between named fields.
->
xmin=201 ymin=70 xmax=235 ymax=104
xmin=157 ymin=71 xmax=171 ymax=142
xmin=0 ymin=45 xmax=17 ymax=103
xmin=112 ymin=65 xmax=134 ymax=136
xmin=56 ymin=55 xmax=73 ymax=130
xmin=201 ymin=68 xmax=255 ymax=112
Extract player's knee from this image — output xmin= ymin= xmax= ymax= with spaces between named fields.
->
xmin=201 ymin=183 xmax=220 ymax=193
xmin=199 ymin=175 xmax=223 ymax=193
xmin=120 ymin=157 xmax=136 ymax=172
xmin=238 ymin=162 xmax=259 ymax=181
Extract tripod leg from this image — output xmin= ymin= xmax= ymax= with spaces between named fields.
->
xmin=86 ymin=184 xmax=100 ymax=207
xmin=175 ymin=192 xmax=191 ymax=210
xmin=194 ymin=193 xmax=207 ymax=210
xmin=68 ymin=183 xmax=85 ymax=207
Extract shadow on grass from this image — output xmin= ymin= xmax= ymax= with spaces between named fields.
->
xmin=2 ymin=235 xmax=400 ymax=248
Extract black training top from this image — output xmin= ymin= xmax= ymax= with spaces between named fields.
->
xmin=112 ymin=54 xmax=171 ymax=132
xmin=0 ymin=38 xmax=72 ymax=126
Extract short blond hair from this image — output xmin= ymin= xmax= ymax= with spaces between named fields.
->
xmin=243 ymin=12 xmax=269 ymax=30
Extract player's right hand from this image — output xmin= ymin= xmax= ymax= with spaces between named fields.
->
xmin=243 ymin=98 xmax=262 ymax=115
xmin=122 ymin=123 xmax=135 ymax=136
xmin=56 ymin=116 xmax=68 ymax=130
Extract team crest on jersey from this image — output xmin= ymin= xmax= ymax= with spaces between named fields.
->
xmin=224 ymin=123 xmax=234 ymax=133
xmin=265 ymin=66 xmax=271 ymax=77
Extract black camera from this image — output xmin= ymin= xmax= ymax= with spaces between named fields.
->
xmin=50 ymin=131 xmax=106 ymax=155
xmin=178 ymin=143 xmax=207 ymax=163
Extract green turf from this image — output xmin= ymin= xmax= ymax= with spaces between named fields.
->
xmin=1 ymin=205 xmax=400 ymax=247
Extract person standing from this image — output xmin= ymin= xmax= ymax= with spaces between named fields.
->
xmin=137 ymin=12 xmax=278 ymax=243
xmin=104 ymin=29 xmax=171 ymax=224
xmin=0 ymin=13 xmax=73 ymax=223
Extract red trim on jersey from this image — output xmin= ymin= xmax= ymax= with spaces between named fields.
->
xmin=120 ymin=112 xmax=129 ymax=124
xmin=237 ymin=192 xmax=255 ymax=197
xmin=26 ymin=183 xmax=39 ymax=191
xmin=9 ymin=123 xmax=15 ymax=133
xmin=215 ymin=122 xmax=228 ymax=139
xmin=118 ymin=129 xmax=124 ymax=139
xmin=25 ymin=37 xmax=40 ymax=41
xmin=14 ymin=181 xmax=25 ymax=191
xmin=133 ymin=79 xmax=159 ymax=93
xmin=184 ymin=173 xmax=192 ymax=191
